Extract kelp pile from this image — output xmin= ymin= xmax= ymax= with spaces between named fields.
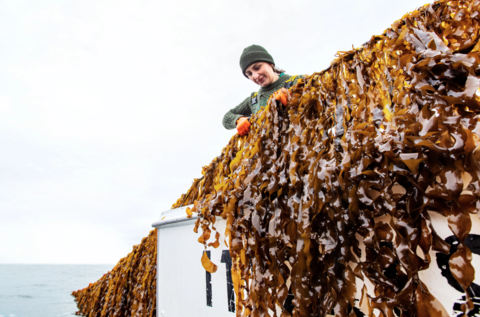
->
xmin=73 ymin=0 xmax=480 ymax=316
xmin=72 ymin=230 xmax=157 ymax=316
xmin=178 ymin=0 xmax=480 ymax=316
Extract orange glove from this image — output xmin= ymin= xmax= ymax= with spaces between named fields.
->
xmin=274 ymin=88 xmax=290 ymax=106
xmin=236 ymin=117 xmax=251 ymax=136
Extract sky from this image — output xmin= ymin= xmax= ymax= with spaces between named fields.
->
xmin=0 ymin=0 xmax=432 ymax=264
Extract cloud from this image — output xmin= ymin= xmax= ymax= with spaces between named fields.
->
xmin=0 ymin=94 xmax=12 ymax=112
xmin=0 ymin=0 xmax=431 ymax=264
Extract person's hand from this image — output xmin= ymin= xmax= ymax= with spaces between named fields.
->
xmin=274 ymin=88 xmax=290 ymax=106
xmin=236 ymin=117 xmax=251 ymax=136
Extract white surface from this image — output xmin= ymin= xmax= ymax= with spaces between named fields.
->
xmin=156 ymin=212 xmax=233 ymax=316
xmin=355 ymin=213 xmax=480 ymax=316
xmin=155 ymin=208 xmax=479 ymax=316
xmin=419 ymin=211 xmax=480 ymax=316
xmin=152 ymin=204 xmax=196 ymax=228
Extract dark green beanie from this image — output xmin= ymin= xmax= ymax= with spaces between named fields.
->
xmin=239 ymin=45 xmax=275 ymax=77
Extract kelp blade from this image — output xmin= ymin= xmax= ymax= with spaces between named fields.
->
xmin=72 ymin=1 xmax=480 ymax=316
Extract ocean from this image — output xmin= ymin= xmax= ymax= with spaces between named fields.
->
xmin=0 ymin=264 xmax=113 ymax=317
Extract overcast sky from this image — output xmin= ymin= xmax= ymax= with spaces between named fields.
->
xmin=0 ymin=0 xmax=431 ymax=264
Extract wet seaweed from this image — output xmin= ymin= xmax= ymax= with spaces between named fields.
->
xmin=72 ymin=1 xmax=480 ymax=316
xmin=72 ymin=231 xmax=157 ymax=317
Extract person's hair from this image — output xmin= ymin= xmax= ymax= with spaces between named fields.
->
xmin=272 ymin=65 xmax=285 ymax=74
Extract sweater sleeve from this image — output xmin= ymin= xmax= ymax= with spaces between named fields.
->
xmin=222 ymin=96 xmax=252 ymax=130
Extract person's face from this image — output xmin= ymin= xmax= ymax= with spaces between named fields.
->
xmin=245 ymin=62 xmax=278 ymax=87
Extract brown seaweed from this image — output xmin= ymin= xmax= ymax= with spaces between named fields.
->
xmin=72 ymin=231 xmax=157 ymax=317
xmin=72 ymin=0 xmax=480 ymax=316
xmin=185 ymin=1 xmax=480 ymax=316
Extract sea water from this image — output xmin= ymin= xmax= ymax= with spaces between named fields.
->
xmin=0 ymin=264 xmax=113 ymax=317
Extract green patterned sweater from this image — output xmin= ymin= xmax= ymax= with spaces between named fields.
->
xmin=222 ymin=74 xmax=302 ymax=130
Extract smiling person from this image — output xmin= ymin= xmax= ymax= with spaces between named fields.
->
xmin=222 ymin=45 xmax=302 ymax=135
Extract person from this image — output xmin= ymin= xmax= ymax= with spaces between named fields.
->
xmin=222 ymin=45 xmax=302 ymax=135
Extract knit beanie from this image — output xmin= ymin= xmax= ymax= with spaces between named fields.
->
xmin=239 ymin=45 xmax=275 ymax=77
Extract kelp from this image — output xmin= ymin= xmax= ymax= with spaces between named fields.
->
xmin=72 ymin=230 xmax=157 ymax=316
xmin=73 ymin=0 xmax=480 ymax=316
xmin=180 ymin=1 xmax=480 ymax=316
